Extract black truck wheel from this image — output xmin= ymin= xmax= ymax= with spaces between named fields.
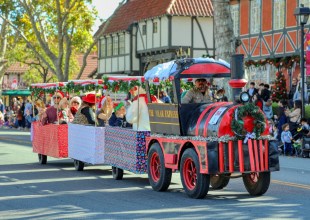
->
xmin=74 ymin=159 xmax=85 ymax=171
xmin=210 ymin=174 xmax=230 ymax=190
xmin=180 ymin=148 xmax=210 ymax=199
xmin=112 ymin=166 xmax=124 ymax=180
xmin=147 ymin=143 xmax=172 ymax=191
xmin=242 ymin=172 xmax=270 ymax=196
xmin=38 ymin=154 xmax=47 ymax=164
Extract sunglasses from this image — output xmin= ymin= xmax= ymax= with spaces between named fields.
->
xmin=53 ymin=96 xmax=61 ymax=99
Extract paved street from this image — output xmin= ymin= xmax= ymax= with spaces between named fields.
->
xmin=0 ymin=128 xmax=309 ymax=219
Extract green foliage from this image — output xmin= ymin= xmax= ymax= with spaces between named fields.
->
xmin=15 ymin=0 xmax=98 ymax=81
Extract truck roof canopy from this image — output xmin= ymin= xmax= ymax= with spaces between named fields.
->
xmin=144 ymin=58 xmax=231 ymax=80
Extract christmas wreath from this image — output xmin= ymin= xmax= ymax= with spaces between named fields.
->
xmin=231 ymin=103 xmax=266 ymax=139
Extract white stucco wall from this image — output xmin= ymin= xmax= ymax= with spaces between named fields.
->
xmin=136 ymin=22 xmax=146 ymax=51
xmin=153 ymin=18 xmax=160 ymax=48
xmin=161 ymin=16 xmax=169 ymax=47
xmin=171 ymin=17 xmax=191 ymax=46
xmin=193 ymin=17 xmax=213 ymax=49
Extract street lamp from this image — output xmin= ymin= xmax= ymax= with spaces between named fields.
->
xmin=294 ymin=5 xmax=310 ymax=118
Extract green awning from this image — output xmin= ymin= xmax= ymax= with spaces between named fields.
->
xmin=1 ymin=90 xmax=31 ymax=96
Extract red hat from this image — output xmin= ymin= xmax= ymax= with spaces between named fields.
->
xmin=82 ymin=94 xmax=99 ymax=104
xmin=55 ymin=91 xmax=65 ymax=98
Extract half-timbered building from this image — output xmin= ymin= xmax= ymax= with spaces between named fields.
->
xmin=96 ymin=0 xmax=213 ymax=77
xmin=231 ymin=0 xmax=310 ymax=88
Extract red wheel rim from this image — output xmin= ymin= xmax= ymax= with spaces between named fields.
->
xmin=183 ymin=158 xmax=197 ymax=190
xmin=248 ymin=172 xmax=259 ymax=183
xmin=150 ymin=152 xmax=160 ymax=182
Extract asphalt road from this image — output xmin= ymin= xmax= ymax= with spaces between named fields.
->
xmin=0 ymin=128 xmax=309 ymax=219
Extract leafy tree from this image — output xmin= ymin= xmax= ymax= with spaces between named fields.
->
xmin=0 ymin=0 xmax=25 ymax=92
xmin=3 ymin=0 xmax=98 ymax=82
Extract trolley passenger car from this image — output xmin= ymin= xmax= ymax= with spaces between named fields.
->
xmin=30 ymin=57 xmax=279 ymax=199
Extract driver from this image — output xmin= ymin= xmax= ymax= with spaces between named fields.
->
xmin=182 ymin=78 xmax=212 ymax=103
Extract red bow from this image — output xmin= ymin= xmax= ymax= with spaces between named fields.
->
xmin=132 ymin=94 xmax=157 ymax=104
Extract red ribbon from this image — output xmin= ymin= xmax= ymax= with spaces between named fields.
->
xmin=132 ymin=94 xmax=157 ymax=104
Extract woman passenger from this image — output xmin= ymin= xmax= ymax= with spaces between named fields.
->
xmin=72 ymin=94 xmax=97 ymax=126
xmin=69 ymin=96 xmax=82 ymax=117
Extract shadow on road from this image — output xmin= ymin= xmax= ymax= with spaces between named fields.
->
xmin=0 ymin=160 xmax=305 ymax=219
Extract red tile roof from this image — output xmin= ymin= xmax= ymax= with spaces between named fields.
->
xmin=6 ymin=62 xmax=29 ymax=74
xmin=76 ymin=52 xmax=98 ymax=79
xmin=102 ymin=0 xmax=213 ymax=35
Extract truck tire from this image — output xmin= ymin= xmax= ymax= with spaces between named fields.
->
xmin=147 ymin=143 xmax=172 ymax=191
xmin=210 ymin=174 xmax=230 ymax=190
xmin=243 ymin=172 xmax=270 ymax=196
xmin=180 ymin=148 xmax=210 ymax=199
xmin=38 ymin=154 xmax=47 ymax=164
xmin=74 ymin=159 xmax=85 ymax=171
xmin=112 ymin=166 xmax=124 ymax=180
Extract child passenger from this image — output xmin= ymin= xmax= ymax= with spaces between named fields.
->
xmin=97 ymin=96 xmax=113 ymax=127
xmin=58 ymin=98 xmax=70 ymax=124
xmin=109 ymin=102 xmax=132 ymax=128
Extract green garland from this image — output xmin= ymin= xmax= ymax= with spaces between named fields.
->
xmin=30 ymin=78 xmax=195 ymax=97
xmin=231 ymin=103 xmax=266 ymax=139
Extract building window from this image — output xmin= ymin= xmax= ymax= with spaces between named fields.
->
xmin=107 ymin=37 xmax=112 ymax=56
xmin=273 ymin=0 xmax=285 ymax=30
xmin=119 ymin=34 xmax=125 ymax=55
xmin=250 ymin=0 xmax=261 ymax=34
xmin=100 ymin=38 xmax=106 ymax=58
xmin=142 ymin=24 xmax=146 ymax=35
xmin=230 ymin=4 xmax=239 ymax=37
xmin=113 ymin=36 xmax=119 ymax=55
xmin=153 ymin=22 xmax=158 ymax=33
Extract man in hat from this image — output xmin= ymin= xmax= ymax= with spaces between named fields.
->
xmin=182 ymin=78 xmax=212 ymax=104
xmin=41 ymin=91 xmax=64 ymax=125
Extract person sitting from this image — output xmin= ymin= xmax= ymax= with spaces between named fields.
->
xmin=252 ymin=93 xmax=263 ymax=110
xmin=109 ymin=102 xmax=132 ymax=128
xmin=298 ymin=118 xmax=310 ymax=136
xmin=159 ymin=91 xmax=171 ymax=103
xmin=41 ymin=91 xmax=64 ymax=125
xmin=285 ymin=100 xmax=301 ymax=134
xmin=181 ymin=78 xmax=212 ymax=103
xmin=214 ymin=88 xmax=228 ymax=102
xmin=274 ymin=100 xmax=288 ymax=141
xmin=247 ymin=82 xmax=258 ymax=99
xmin=69 ymin=96 xmax=82 ymax=117
xmin=261 ymin=84 xmax=271 ymax=102
xmin=268 ymin=120 xmax=280 ymax=152
xmin=58 ymin=97 xmax=70 ymax=124
xmin=263 ymin=99 xmax=273 ymax=120
xmin=97 ymin=95 xmax=113 ymax=127
xmin=72 ymin=94 xmax=97 ymax=126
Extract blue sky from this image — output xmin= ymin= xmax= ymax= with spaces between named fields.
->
xmin=91 ymin=0 xmax=124 ymax=32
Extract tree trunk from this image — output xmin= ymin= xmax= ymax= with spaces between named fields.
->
xmin=213 ymin=0 xmax=236 ymax=100
xmin=0 ymin=13 xmax=9 ymax=96
xmin=213 ymin=0 xmax=235 ymax=62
